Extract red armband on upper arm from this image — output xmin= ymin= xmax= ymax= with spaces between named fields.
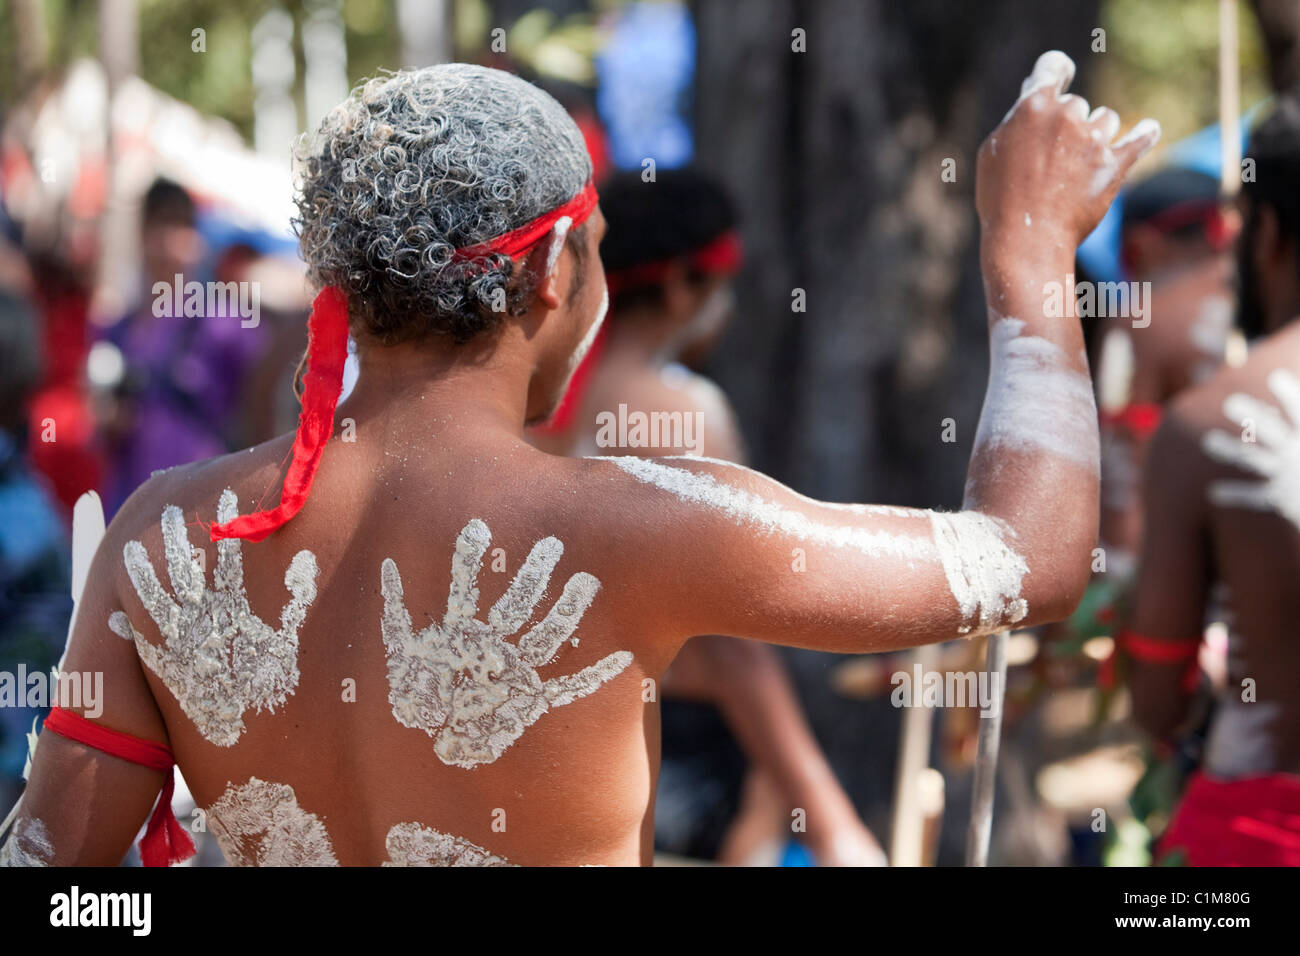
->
xmin=1100 ymin=403 xmax=1163 ymax=440
xmin=1098 ymin=629 xmax=1202 ymax=693
xmin=42 ymin=707 xmax=195 ymax=866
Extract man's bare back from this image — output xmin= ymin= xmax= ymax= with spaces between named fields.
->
xmin=59 ymin=375 xmax=1023 ymax=865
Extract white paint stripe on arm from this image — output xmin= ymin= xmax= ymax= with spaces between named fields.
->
xmin=597 ymin=456 xmax=1031 ymax=635
xmin=601 ymin=455 xmax=936 ymax=563
xmin=973 ymin=317 xmax=1099 ymax=474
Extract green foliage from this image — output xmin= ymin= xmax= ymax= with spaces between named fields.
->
xmin=1095 ymin=0 xmax=1270 ymax=145
xmin=137 ymin=0 xmax=270 ymax=137
xmin=0 ymin=0 xmax=402 ymax=141
xmin=0 ymin=0 xmax=1277 ymax=151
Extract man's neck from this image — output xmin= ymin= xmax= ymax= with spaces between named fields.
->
xmin=341 ymin=336 xmax=534 ymax=440
xmin=603 ymin=310 xmax=683 ymax=366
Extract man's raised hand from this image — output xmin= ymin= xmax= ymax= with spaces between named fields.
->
xmin=977 ymin=50 xmax=1161 ymax=253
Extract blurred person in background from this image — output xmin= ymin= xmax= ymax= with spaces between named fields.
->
xmin=1066 ymin=169 xmax=1242 ymax=714
xmin=1095 ymin=168 xmax=1241 ymax=575
xmin=95 ymin=178 xmax=269 ymax=515
xmin=1122 ymin=95 xmax=1300 ymax=866
xmin=532 ymin=168 xmax=885 ymax=865
xmin=0 ymin=289 xmax=72 ymax=812
xmin=0 ymin=156 xmax=102 ymax=515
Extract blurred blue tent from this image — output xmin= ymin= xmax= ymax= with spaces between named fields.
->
xmin=595 ymin=1 xmax=695 ymax=171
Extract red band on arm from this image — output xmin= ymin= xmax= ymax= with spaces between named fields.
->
xmin=1100 ymin=403 xmax=1163 ymax=439
xmin=43 ymin=707 xmax=195 ymax=866
xmin=1121 ymin=630 xmax=1199 ymax=662
xmin=1119 ymin=630 xmax=1203 ymax=694
xmin=209 ymin=285 xmax=351 ymax=543
xmin=44 ymin=706 xmax=173 ymax=769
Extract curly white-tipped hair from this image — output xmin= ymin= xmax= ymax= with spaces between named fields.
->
xmin=294 ymin=64 xmax=593 ymax=344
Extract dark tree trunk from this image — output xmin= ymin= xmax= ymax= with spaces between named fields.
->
xmin=692 ymin=0 xmax=1100 ymax=858
xmin=1252 ymin=0 xmax=1300 ymax=91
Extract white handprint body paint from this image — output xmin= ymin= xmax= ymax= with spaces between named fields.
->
xmin=383 ymin=822 xmax=514 ymax=867
xmin=0 ymin=817 xmax=53 ymax=866
xmin=109 ymin=490 xmax=319 ymax=746
xmin=382 ymin=518 xmax=630 ymax=768
xmin=1202 ymin=368 xmax=1300 ymax=531
xmin=598 ymin=456 xmax=1028 ymax=637
xmin=972 ymin=317 xmax=1099 ymax=475
xmin=208 ymin=777 xmax=338 ymax=866
xmin=209 ymin=778 xmax=515 ymax=866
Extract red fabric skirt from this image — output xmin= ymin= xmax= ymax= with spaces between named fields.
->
xmin=1158 ymin=771 xmax=1300 ymax=866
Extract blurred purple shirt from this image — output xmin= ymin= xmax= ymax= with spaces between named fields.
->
xmin=102 ymin=301 xmax=267 ymax=515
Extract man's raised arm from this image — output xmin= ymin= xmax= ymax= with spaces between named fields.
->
xmin=963 ymin=50 xmax=1160 ymax=617
xmin=595 ymin=52 xmax=1162 ymax=655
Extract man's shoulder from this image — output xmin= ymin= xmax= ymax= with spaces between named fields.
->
xmin=1168 ymin=329 xmax=1300 ymax=428
xmin=107 ymin=432 xmax=297 ymax=546
xmin=1152 ymin=327 xmax=1300 ymax=496
xmin=566 ymin=453 xmax=776 ymax=526
xmin=657 ymin=362 xmax=728 ymax=405
xmin=654 ymin=365 xmax=743 ymax=459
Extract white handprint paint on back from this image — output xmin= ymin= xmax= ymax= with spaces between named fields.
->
xmin=1201 ymin=369 xmax=1300 ymax=532
xmin=109 ymin=489 xmax=319 ymax=746
xmin=208 ymin=778 xmax=337 ymax=866
xmin=208 ymin=777 xmax=515 ymax=865
xmin=383 ymin=822 xmax=513 ymax=867
xmin=381 ymin=518 xmax=631 ymax=768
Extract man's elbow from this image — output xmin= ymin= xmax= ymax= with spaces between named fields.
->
xmin=1130 ymin=695 xmax=1191 ymax=743
xmin=1127 ymin=670 xmax=1195 ymax=741
xmin=1022 ymin=548 xmax=1092 ymax=627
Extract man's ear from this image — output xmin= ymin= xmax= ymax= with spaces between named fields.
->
xmin=533 ymin=218 xmax=572 ymax=311
xmin=660 ymin=261 xmax=695 ymax=322
xmin=534 ymin=264 xmax=562 ymax=310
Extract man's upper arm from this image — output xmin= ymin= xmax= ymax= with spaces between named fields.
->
xmin=4 ymin=502 xmax=170 ymax=865
xmin=1125 ymin=410 xmax=1211 ymax=737
xmin=597 ymin=455 xmax=1056 ymax=654
xmin=1129 ymin=412 xmax=1211 ymax=640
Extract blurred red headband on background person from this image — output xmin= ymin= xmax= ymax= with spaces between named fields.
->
xmin=208 ymin=180 xmax=600 ymax=543
xmin=605 ymin=229 xmax=744 ymax=296
xmin=536 ymin=226 xmax=746 ymax=437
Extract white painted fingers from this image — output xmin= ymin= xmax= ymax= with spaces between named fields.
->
xmin=488 ymin=535 xmax=563 ymax=634
xmin=1088 ymin=106 xmax=1121 ymax=142
xmin=443 ymin=518 xmax=490 ymax=625
xmin=544 ymin=650 xmax=635 ymax=707
xmin=517 ymin=571 xmax=602 ymax=665
xmin=1112 ymin=118 xmax=1162 ymax=167
xmin=1020 ymin=50 xmax=1075 ymax=100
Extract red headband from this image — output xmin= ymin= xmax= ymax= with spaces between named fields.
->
xmin=209 ymin=184 xmax=599 ymax=543
xmin=606 ymin=230 xmax=744 ymax=295
xmin=453 ymin=180 xmax=599 ymax=262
